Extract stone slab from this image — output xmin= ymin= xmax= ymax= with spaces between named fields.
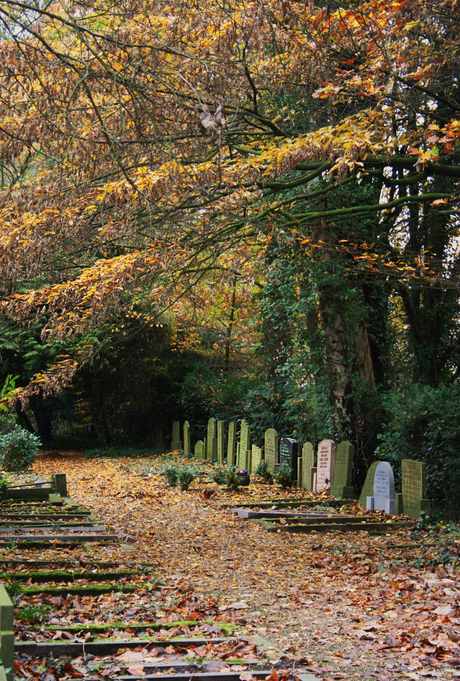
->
xmin=264 ymin=428 xmax=278 ymax=474
xmin=316 ymin=440 xmax=336 ymax=491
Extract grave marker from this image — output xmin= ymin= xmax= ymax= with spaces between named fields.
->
xmin=401 ymin=459 xmax=431 ymax=517
xmin=316 ymin=440 xmax=336 ymax=491
xmin=279 ymin=438 xmax=298 ymax=481
xmin=183 ymin=421 xmax=191 ymax=458
xmin=227 ymin=422 xmax=236 ymax=466
xmin=172 ymin=421 xmax=182 ymax=450
xmin=251 ymin=445 xmax=262 ymax=474
xmin=330 ymin=441 xmax=354 ymax=499
xmin=359 ymin=461 xmax=380 ymax=507
xmin=194 ymin=441 xmax=204 ymax=460
xmin=264 ymin=428 xmax=278 ymax=474
xmin=366 ymin=461 xmax=395 ymax=514
xmin=300 ymin=442 xmax=315 ymax=492
xmin=217 ymin=421 xmax=225 ymax=464
xmin=240 ymin=421 xmax=251 ymax=469
xmin=207 ymin=418 xmax=217 ymax=461
xmin=155 ymin=426 xmax=165 ymax=450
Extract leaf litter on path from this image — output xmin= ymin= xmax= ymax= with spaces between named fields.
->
xmin=12 ymin=451 xmax=460 ymax=680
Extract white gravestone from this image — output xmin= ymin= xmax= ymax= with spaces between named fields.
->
xmin=316 ymin=439 xmax=336 ymax=492
xmin=367 ymin=461 xmax=395 ymax=514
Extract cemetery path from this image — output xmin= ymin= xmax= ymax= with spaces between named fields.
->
xmin=32 ymin=452 xmax=460 ymax=681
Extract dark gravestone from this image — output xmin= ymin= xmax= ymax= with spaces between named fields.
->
xmin=172 ymin=421 xmax=182 ymax=451
xmin=279 ymin=438 xmax=298 ymax=481
xmin=52 ymin=474 xmax=68 ymax=497
xmin=155 ymin=426 xmax=165 ymax=450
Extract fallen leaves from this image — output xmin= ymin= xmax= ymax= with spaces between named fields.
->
xmin=15 ymin=451 xmax=460 ymax=681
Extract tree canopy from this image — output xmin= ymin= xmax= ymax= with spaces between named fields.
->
xmin=0 ymin=0 xmax=459 ymax=484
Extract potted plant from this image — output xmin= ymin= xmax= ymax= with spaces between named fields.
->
xmin=237 ymin=469 xmax=250 ymax=486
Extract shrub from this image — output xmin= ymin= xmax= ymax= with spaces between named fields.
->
xmin=275 ymin=463 xmax=292 ymax=489
xmin=163 ymin=466 xmax=178 ymax=486
xmin=226 ymin=467 xmax=240 ymax=491
xmin=375 ymin=382 xmax=460 ymax=518
xmin=177 ymin=467 xmax=195 ymax=491
xmin=0 ymin=427 xmax=41 ymax=472
xmin=256 ymin=460 xmax=272 ymax=483
xmin=211 ymin=467 xmax=229 ymax=485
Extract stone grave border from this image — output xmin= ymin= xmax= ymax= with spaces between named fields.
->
xmin=3 ymin=475 xmax=319 ymax=681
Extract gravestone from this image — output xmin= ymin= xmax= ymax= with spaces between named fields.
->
xmin=358 ymin=461 xmax=380 ymax=507
xmin=194 ymin=441 xmax=204 ymax=460
xmin=316 ymin=439 xmax=336 ymax=491
xmin=172 ymin=421 xmax=182 ymax=450
xmin=240 ymin=421 xmax=251 ymax=469
xmin=52 ymin=473 xmax=68 ymax=497
xmin=217 ymin=421 xmax=226 ymax=464
xmin=264 ymin=428 xmax=278 ymax=474
xmin=236 ymin=442 xmax=240 ymax=467
xmin=279 ymin=438 xmax=298 ymax=481
xmin=366 ymin=461 xmax=395 ymax=514
xmin=301 ymin=442 xmax=315 ymax=492
xmin=155 ymin=426 xmax=165 ymax=450
xmin=227 ymin=421 xmax=236 ymax=466
xmin=251 ymin=445 xmax=262 ymax=474
xmin=183 ymin=421 xmax=191 ymax=458
xmin=330 ymin=441 xmax=354 ymax=499
xmin=401 ymin=459 xmax=431 ymax=517
xmin=207 ymin=418 xmax=217 ymax=461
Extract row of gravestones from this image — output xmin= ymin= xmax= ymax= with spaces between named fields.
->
xmin=170 ymin=420 xmax=430 ymax=517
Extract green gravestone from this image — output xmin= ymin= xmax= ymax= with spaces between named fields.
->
xmin=358 ymin=461 xmax=380 ymax=507
xmin=251 ymin=445 xmax=262 ymax=473
xmin=300 ymin=442 xmax=315 ymax=491
xmin=401 ymin=459 xmax=431 ymax=517
xmin=240 ymin=420 xmax=250 ymax=469
xmin=217 ymin=421 xmax=225 ymax=464
xmin=194 ymin=440 xmax=204 ymax=460
xmin=0 ymin=583 xmax=13 ymax=681
xmin=207 ymin=418 xmax=217 ymax=460
xmin=330 ymin=441 xmax=354 ymax=499
xmin=297 ymin=457 xmax=302 ymax=487
xmin=264 ymin=428 xmax=278 ymax=474
xmin=183 ymin=421 xmax=191 ymax=458
xmin=172 ymin=421 xmax=182 ymax=450
xmin=227 ymin=421 xmax=236 ymax=466
xmin=52 ymin=473 xmax=67 ymax=497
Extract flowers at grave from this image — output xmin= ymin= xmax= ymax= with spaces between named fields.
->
xmin=237 ymin=470 xmax=249 ymax=476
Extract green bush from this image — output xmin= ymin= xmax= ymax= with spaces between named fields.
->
xmin=0 ymin=427 xmax=41 ymax=471
xmin=177 ymin=467 xmax=195 ymax=491
xmin=275 ymin=463 xmax=292 ymax=489
xmin=226 ymin=467 xmax=240 ymax=491
xmin=375 ymin=382 xmax=460 ymax=518
xmin=163 ymin=466 xmax=178 ymax=486
xmin=211 ymin=467 xmax=229 ymax=485
xmin=256 ymin=460 xmax=272 ymax=483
